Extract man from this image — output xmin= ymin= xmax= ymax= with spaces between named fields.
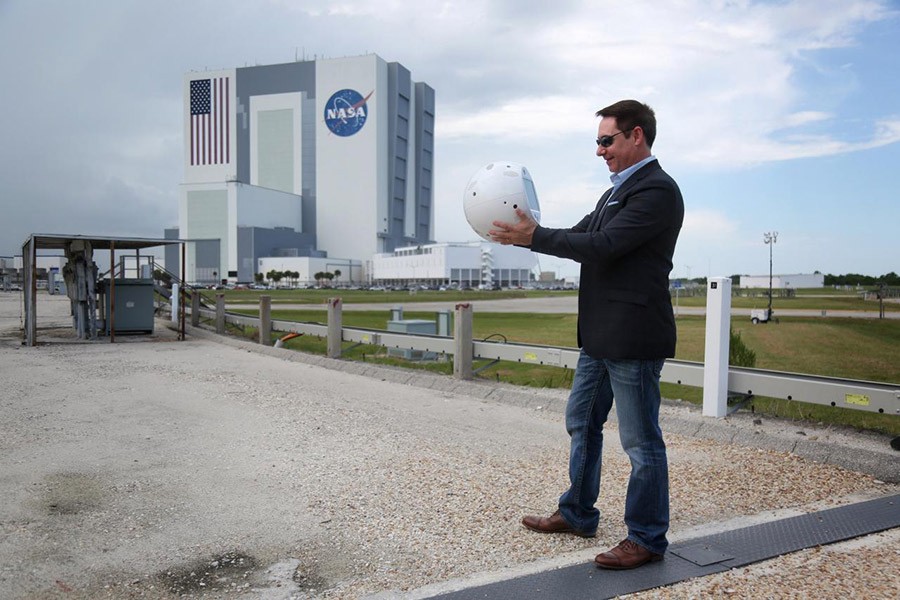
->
xmin=489 ymin=99 xmax=683 ymax=570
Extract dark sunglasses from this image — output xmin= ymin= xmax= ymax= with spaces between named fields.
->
xmin=596 ymin=129 xmax=630 ymax=147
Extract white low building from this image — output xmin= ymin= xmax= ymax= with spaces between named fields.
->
xmin=12 ymin=255 xmax=67 ymax=272
xmin=372 ymin=242 xmax=538 ymax=288
xmin=256 ymin=256 xmax=363 ymax=286
xmin=740 ymin=273 xmax=824 ymax=289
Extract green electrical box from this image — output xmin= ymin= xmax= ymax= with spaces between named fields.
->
xmin=99 ymin=278 xmax=155 ymax=334
xmin=386 ymin=319 xmax=437 ymax=360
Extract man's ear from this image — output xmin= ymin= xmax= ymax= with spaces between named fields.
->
xmin=631 ymin=126 xmax=644 ymax=146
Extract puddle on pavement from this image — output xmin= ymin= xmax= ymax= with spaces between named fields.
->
xmin=158 ymin=551 xmax=257 ymax=594
xmin=41 ymin=472 xmax=104 ymax=515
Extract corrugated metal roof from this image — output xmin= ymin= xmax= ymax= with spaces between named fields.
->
xmin=23 ymin=234 xmax=184 ymax=251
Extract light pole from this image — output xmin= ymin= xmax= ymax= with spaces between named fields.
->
xmin=763 ymin=231 xmax=778 ymax=315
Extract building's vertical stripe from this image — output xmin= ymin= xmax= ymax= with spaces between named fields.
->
xmin=225 ymin=78 xmax=231 ymax=164
xmin=206 ymin=109 xmax=211 ymax=165
xmin=213 ymin=79 xmax=219 ymax=164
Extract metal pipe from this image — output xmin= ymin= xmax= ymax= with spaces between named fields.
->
xmin=109 ymin=241 xmax=115 ymax=343
xmin=180 ymin=242 xmax=186 ymax=340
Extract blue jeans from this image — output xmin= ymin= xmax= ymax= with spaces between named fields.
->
xmin=558 ymin=350 xmax=670 ymax=554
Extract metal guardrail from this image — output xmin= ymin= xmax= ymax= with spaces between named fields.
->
xmin=189 ymin=298 xmax=900 ymax=417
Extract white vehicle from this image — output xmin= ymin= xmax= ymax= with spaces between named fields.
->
xmin=750 ymin=308 xmax=778 ymax=324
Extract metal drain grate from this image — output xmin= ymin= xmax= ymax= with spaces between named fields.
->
xmin=426 ymin=494 xmax=899 ymax=600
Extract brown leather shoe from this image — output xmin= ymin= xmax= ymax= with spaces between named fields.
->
xmin=521 ymin=510 xmax=595 ymax=538
xmin=594 ymin=538 xmax=663 ymax=570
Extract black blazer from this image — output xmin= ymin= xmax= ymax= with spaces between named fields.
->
xmin=529 ymin=160 xmax=684 ymax=359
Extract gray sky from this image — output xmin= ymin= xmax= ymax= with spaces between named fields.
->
xmin=2 ymin=0 xmax=898 ymax=278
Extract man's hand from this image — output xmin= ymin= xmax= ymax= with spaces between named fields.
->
xmin=489 ymin=207 xmax=537 ymax=246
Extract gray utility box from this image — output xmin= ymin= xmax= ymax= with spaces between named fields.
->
xmin=99 ymin=278 xmax=155 ymax=334
xmin=386 ymin=319 xmax=437 ymax=360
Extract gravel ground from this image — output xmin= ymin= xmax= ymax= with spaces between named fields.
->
xmin=1 ymin=292 xmax=897 ymax=599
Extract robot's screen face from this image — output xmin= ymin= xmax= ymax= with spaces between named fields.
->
xmin=522 ymin=174 xmax=540 ymax=215
xmin=463 ymin=162 xmax=541 ymax=241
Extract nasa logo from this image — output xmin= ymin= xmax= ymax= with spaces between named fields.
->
xmin=324 ymin=89 xmax=373 ymax=137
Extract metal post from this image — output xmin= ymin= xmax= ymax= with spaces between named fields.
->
xmin=764 ymin=231 xmax=777 ymax=315
xmin=109 ymin=242 xmax=116 ymax=343
xmin=326 ymin=297 xmax=342 ymax=358
xmin=24 ymin=236 xmax=36 ymax=346
xmin=259 ymin=295 xmax=271 ymax=346
xmin=436 ymin=310 xmax=452 ymax=337
xmin=768 ymin=241 xmax=772 ymax=312
xmin=454 ymin=303 xmax=474 ymax=380
xmin=702 ymin=277 xmax=731 ymax=417
xmin=215 ymin=293 xmax=225 ymax=334
xmin=179 ymin=243 xmax=186 ymax=340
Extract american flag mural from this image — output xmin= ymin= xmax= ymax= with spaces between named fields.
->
xmin=189 ymin=77 xmax=230 ymax=165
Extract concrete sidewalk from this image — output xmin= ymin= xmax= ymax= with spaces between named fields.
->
xmin=1 ymin=292 xmax=897 ymax=599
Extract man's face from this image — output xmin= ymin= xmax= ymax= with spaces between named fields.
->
xmin=596 ymin=116 xmax=642 ymax=174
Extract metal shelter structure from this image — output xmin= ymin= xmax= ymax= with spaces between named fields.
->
xmin=21 ymin=234 xmax=186 ymax=347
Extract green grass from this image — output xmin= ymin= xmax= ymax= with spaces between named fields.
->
xmin=206 ymin=286 xmax=897 ymax=312
xmin=791 ymin=287 xmax=870 ymax=296
xmin=224 ymin=307 xmax=900 ymax=436
xmin=677 ymin=294 xmax=898 ymax=312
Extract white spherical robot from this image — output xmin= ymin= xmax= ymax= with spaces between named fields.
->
xmin=463 ymin=162 xmax=541 ymax=241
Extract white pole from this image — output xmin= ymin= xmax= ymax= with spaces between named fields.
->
xmin=703 ymin=277 xmax=731 ymax=417
xmin=171 ymin=283 xmax=180 ymax=323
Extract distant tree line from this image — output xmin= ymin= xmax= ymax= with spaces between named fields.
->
xmin=821 ymin=272 xmax=899 ymax=286
xmin=254 ymin=269 xmax=342 ymax=287
xmin=726 ymin=272 xmax=900 ymax=287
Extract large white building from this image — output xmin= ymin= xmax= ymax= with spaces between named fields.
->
xmin=740 ymin=273 xmax=825 ymax=289
xmin=372 ymin=242 xmax=538 ymax=289
xmin=167 ymin=54 xmax=435 ymax=284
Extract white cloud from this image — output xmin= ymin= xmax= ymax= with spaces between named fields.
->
xmin=682 ymin=210 xmax=739 ymax=240
xmin=438 ymin=95 xmax=594 ymax=141
xmin=430 ymin=0 xmax=897 ymax=168
xmin=781 ymin=111 xmax=832 ymax=128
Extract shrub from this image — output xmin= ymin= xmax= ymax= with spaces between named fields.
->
xmin=730 ymin=327 xmax=756 ymax=367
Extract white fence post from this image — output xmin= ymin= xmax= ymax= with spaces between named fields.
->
xmin=171 ymin=283 xmax=180 ymax=323
xmin=327 ymin=297 xmax=343 ymax=358
xmin=216 ymin=293 xmax=226 ymax=334
xmin=259 ymin=295 xmax=271 ymax=346
xmin=191 ymin=290 xmax=200 ymax=327
xmin=703 ymin=277 xmax=732 ymax=417
xmin=454 ymin=303 xmax=473 ymax=380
